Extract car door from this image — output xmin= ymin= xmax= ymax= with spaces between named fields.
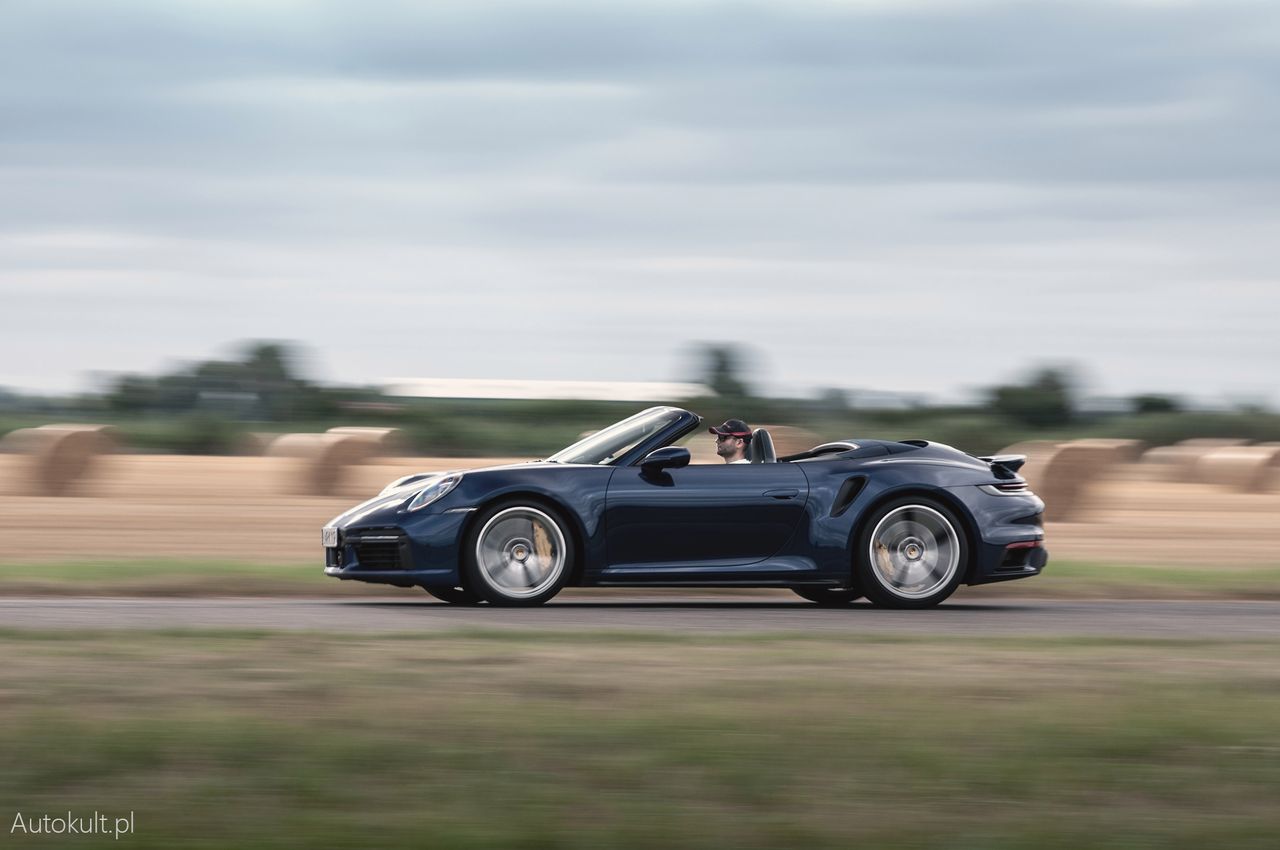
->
xmin=602 ymin=462 xmax=809 ymax=578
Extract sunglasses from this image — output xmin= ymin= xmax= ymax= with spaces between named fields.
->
xmin=715 ymin=434 xmax=742 ymax=442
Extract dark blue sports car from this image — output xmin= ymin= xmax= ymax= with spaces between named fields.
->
xmin=323 ymin=406 xmax=1047 ymax=608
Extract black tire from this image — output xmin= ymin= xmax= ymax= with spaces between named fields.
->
xmin=423 ymin=585 xmax=482 ymax=605
xmin=463 ymin=501 xmax=574 ymax=607
xmin=855 ymin=496 xmax=968 ymax=609
xmin=792 ymin=587 xmax=863 ymax=606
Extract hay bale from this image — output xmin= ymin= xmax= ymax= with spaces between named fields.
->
xmin=1020 ymin=442 xmax=1129 ymax=522
xmin=266 ymin=433 xmax=320 ymax=459
xmin=994 ymin=439 xmax=1140 ymax=511
xmin=326 ymin=427 xmax=404 ymax=455
xmin=1178 ymin=438 xmax=1251 ymax=447
xmin=1194 ymin=446 xmax=1280 ymax=493
xmin=268 ymin=433 xmax=377 ymax=495
xmin=233 ymin=432 xmax=277 ymax=456
xmin=1141 ymin=439 xmax=1251 ymax=483
xmin=1068 ymin=438 xmax=1146 ymax=464
xmin=1139 ymin=445 xmax=1198 ymax=480
xmin=996 ymin=440 xmax=1061 ymax=492
xmin=0 ymin=424 xmax=116 ymax=496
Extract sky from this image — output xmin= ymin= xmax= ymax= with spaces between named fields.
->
xmin=2 ymin=0 xmax=1278 ymax=405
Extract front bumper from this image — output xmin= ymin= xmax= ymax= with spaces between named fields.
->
xmin=323 ymin=509 xmax=473 ymax=588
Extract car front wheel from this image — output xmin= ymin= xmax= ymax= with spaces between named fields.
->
xmin=464 ymin=502 xmax=573 ymax=606
xmin=856 ymin=497 xmax=967 ymax=608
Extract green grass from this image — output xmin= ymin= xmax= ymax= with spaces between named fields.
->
xmin=1 ymin=630 xmax=1278 ymax=849
xmin=2 ymin=557 xmax=1279 ymax=599
xmin=978 ymin=559 xmax=1280 ymax=600
xmin=0 ymin=558 xmax=370 ymax=596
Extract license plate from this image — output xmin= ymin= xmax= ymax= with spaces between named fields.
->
xmin=322 ymin=527 xmax=339 ymax=548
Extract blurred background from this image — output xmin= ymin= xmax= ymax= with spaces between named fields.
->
xmin=2 ymin=0 xmax=1279 ymax=572
xmin=3 ymin=2 xmax=1279 ymax=847
xmin=3 ymin=0 xmax=1277 ymax=406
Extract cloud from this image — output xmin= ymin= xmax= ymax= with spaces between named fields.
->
xmin=1 ymin=0 xmax=1278 ymax=402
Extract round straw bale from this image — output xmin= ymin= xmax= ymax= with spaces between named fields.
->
xmin=996 ymin=440 xmax=1060 ymax=492
xmin=326 ymin=427 xmax=403 ymax=455
xmin=1068 ymin=438 xmax=1146 ymax=464
xmin=1194 ymin=445 xmax=1280 ymax=493
xmin=1140 ymin=445 xmax=1198 ymax=479
xmin=1178 ymin=438 xmax=1250 ymax=448
xmin=266 ymin=433 xmax=325 ymax=459
xmin=270 ymin=433 xmax=377 ymax=495
xmin=7 ymin=424 xmax=116 ymax=496
xmin=234 ymin=432 xmax=277 ymax=456
xmin=1141 ymin=439 xmax=1249 ymax=483
xmin=1029 ymin=442 xmax=1120 ymax=522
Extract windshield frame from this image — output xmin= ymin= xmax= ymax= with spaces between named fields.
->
xmin=547 ymin=406 xmax=700 ymax=466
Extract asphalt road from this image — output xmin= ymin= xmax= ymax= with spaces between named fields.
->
xmin=1 ymin=597 xmax=1278 ymax=638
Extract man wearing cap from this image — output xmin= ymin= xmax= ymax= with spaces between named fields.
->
xmin=709 ymin=419 xmax=752 ymax=464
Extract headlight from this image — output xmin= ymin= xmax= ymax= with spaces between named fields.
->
xmin=381 ymin=470 xmax=462 ymax=497
xmin=380 ymin=474 xmax=422 ymax=496
xmin=406 ymin=474 xmax=463 ymax=511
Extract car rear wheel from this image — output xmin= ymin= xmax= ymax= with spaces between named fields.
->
xmin=423 ymin=585 xmax=481 ymax=605
xmin=856 ymin=497 xmax=967 ymax=609
xmin=792 ymin=587 xmax=863 ymax=605
xmin=464 ymin=502 xmax=572 ymax=606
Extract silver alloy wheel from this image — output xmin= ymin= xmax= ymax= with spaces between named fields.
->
xmin=474 ymin=506 xmax=567 ymax=599
xmin=867 ymin=504 xmax=960 ymax=600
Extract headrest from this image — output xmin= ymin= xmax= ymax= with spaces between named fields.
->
xmin=748 ymin=429 xmax=776 ymax=463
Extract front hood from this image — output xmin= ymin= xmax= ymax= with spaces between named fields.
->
xmin=327 ymin=469 xmax=461 ymax=526
xmin=326 ymin=489 xmax=418 ymax=528
xmin=328 ymin=460 xmax=578 ymax=527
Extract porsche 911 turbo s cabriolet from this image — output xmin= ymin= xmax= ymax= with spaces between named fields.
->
xmin=322 ymin=406 xmax=1047 ymax=608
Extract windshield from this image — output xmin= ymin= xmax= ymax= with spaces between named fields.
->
xmin=548 ymin=407 xmax=686 ymax=465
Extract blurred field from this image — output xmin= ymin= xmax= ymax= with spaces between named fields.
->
xmin=0 ymin=454 xmax=527 ymax=564
xmin=1 ymin=629 xmax=1276 ymax=849
xmin=3 ymin=454 xmax=1280 ymax=571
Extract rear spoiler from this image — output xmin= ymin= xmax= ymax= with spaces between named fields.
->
xmin=977 ymin=454 xmax=1027 ymax=477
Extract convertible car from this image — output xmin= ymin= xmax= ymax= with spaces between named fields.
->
xmin=323 ymin=406 xmax=1047 ymax=608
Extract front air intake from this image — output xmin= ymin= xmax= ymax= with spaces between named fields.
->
xmin=347 ymin=529 xmax=412 ymax=571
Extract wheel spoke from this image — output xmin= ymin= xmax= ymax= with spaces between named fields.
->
xmin=487 ymin=559 xmax=513 ymax=588
xmin=867 ymin=504 xmax=960 ymax=600
xmin=475 ymin=507 xmax=568 ymax=599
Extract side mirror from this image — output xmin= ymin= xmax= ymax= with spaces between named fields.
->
xmin=640 ymin=446 xmax=691 ymax=473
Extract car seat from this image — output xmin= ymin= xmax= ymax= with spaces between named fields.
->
xmin=748 ymin=429 xmax=776 ymax=463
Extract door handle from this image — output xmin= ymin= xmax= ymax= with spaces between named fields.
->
xmin=763 ymin=488 xmax=799 ymax=500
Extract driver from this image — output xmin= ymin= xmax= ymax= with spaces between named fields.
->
xmin=709 ymin=419 xmax=752 ymax=464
